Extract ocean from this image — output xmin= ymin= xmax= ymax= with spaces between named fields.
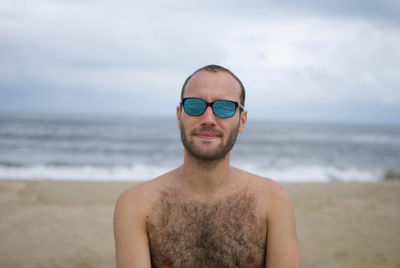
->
xmin=0 ymin=113 xmax=399 ymax=182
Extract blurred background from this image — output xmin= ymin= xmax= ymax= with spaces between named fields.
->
xmin=1 ymin=0 xmax=400 ymax=182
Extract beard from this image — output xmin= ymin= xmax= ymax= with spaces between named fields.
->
xmin=180 ymin=120 xmax=240 ymax=161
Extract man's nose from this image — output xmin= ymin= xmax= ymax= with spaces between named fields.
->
xmin=200 ymin=106 xmax=217 ymax=125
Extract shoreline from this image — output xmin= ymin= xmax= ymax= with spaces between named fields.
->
xmin=1 ymin=180 xmax=399 ymax=268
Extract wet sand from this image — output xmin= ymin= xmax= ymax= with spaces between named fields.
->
xmin=0 ymin=180 xmax=399 ymax=268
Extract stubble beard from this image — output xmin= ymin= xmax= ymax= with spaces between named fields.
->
xmin=180 ymin=120 xmax=240 ymax=162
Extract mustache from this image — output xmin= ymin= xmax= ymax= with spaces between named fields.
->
xmin=191 ymin=127 xmax=223 ymax=137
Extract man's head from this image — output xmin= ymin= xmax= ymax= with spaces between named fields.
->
xmin=177 ymin=64 xmax=247 ymax=161
xmin=180 ymin=64 xmax=246 ymax=107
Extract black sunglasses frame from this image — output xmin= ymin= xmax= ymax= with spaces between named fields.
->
xmin=180 ymin=97 xmax=244 ymax=118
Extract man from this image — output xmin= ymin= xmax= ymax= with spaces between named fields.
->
xmin=114 ymin=65 xmax=302 ymax=267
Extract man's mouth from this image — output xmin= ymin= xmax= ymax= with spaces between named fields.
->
xmin=192 ymin=130 xmax=222 ymax=140
xmin=195 ymin=133 xmax=219 ymax=139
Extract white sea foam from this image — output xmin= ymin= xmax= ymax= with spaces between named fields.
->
xmin=279 ymin=166 xmax=381 ymax=182
xmin=233 ymin=163 xmax=383 ymax=182
xmin=0 ymin=164 xmax=170 ymax=181
xmin=0 ymin=164 xmax=383 ymax=182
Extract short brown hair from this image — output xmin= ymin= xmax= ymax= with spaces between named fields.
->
xmin=180 ymin=64 xmax=246 ymax=107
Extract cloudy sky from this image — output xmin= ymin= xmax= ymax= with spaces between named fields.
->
xmin=1 ymin=0 xmax=399 ymax=124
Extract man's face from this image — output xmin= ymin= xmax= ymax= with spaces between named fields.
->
xmin=177 ymin=70 xmax=247 ymax=161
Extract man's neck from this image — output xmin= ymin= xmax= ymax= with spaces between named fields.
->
xmin=178 ymin=151 xmax=233 ymax=196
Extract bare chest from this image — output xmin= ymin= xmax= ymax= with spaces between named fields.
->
xmin=147 ymin=190 xmax=267 ymax=268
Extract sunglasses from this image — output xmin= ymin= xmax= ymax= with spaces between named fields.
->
xmin=181 ymin=97 xmax=244 ymax=118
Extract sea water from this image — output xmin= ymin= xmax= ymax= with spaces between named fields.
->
xmin=0 ymin=114 xmax=399 ymax=182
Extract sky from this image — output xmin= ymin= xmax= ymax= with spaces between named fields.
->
xmin=1 ymin=0 xmax=399 ymax=125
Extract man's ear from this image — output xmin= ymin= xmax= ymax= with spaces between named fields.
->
xmin=239 ymin=110 xmax=247 ymax=132
xmin=176 ymin=105 xmax=181 ymax=129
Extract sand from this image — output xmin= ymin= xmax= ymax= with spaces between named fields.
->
xmin=0 ymin=180 xmax=399 ymax=268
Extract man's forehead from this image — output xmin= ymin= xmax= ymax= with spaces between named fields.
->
xmin=184 ymin=70 xmax=241 ymax=96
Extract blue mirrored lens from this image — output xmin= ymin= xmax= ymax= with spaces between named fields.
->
xmin=213 ymin=100 xmax=236 ymax=118
xmin=184 ymin=99 xmax=206 ymax=115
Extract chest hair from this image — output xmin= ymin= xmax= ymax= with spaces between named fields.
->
xmin=147 ymin=189 xmax=267 ymax=268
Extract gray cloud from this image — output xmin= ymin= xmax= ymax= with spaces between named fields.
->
xmin=226 ymin=0 xmax=400 ymax=25
xmin=0 ymin=0 xmax=399 ymax=124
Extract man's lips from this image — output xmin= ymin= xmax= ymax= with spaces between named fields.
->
xmin=194 ymin=133 xmax=219 ymax=139
xmin=192 ymin=131 xmax=222 ymax=139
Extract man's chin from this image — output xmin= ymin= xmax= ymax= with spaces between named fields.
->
xmin=190 ymin=152 xmax=225 ymax=161
xmin=187 ymin=145 xmax=227 ymax=161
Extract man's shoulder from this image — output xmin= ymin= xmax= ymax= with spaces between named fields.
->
xmin=234 ymin=167 xmax=291 ymax=204
xmin=115 ymin=168 xmax=178 ymax=210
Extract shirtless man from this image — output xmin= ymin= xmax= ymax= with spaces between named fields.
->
xmin=113 ymin=65 xmax=302 ymax=267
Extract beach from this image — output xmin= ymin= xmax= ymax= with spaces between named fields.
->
xmin=1 ymin=180 xmax=399 ymax=268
